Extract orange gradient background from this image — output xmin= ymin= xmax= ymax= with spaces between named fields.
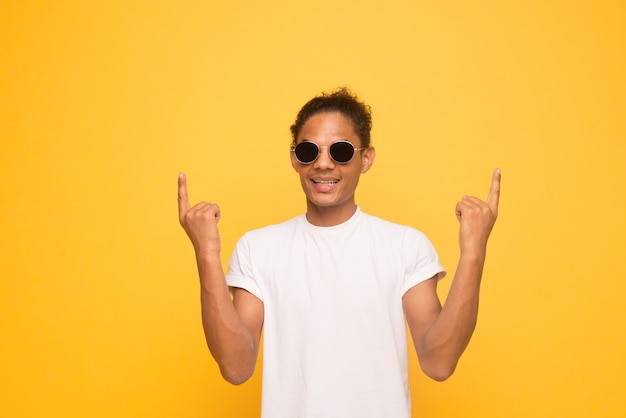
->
xmin=1 ymin=1 xmax=625 ymax=417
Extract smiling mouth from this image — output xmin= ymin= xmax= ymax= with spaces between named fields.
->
xmin=312 ymin=179 xmax=339 ymax=185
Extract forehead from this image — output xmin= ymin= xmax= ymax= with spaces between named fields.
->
xmin=298 ymin=112 xmax=360 ymax=145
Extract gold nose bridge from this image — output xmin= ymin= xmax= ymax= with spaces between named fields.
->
xmin=317 ymin=145 xmax=331 ymax=154
xmin=314 ymin=145 xmax=334 ymax=163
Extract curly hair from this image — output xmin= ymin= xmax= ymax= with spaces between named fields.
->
xmin=290 ymin=87 xmax=372 ymax=147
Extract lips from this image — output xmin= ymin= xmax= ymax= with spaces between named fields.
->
xmin=310 ymin=177 xmax=339 ymax=192
xmin=312 ymin=179 xmax=339 ymax=185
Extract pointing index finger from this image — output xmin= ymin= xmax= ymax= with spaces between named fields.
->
xmin=486 ymin=168 xmax=501 ymax=211
xmin=178 ymin=172 xmax=191 ymax=217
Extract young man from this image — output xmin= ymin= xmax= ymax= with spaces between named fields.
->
xmin=178 ymin=88 xmax=500 ymax=417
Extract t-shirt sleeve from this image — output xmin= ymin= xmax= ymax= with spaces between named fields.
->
xmin=401 ymin=228 xmax=446 ymax=295
xmin=226 ymin=234 xmax=264 ymax=302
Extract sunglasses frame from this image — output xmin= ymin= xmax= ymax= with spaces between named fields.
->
xmin=291 ymin=140 xmax=367 ymax=165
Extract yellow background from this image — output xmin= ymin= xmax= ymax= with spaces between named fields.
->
xmin=1 ymin=1 xmax=625 ymax=417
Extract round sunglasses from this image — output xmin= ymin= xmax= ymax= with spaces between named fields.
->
xmin=291 ymin=140 xmax=366 ymax=164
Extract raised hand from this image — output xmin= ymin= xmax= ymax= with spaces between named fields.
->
xmin=455 ymin=169 xmax=501 ymax=258
xmin=178 ymin=173 xmax=222 ymax=256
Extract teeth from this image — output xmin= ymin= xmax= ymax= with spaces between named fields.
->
xmin=313 ymin=180 xmax=338 ymax=185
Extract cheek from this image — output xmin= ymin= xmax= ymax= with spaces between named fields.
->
xmin=345 ymin=167 xmax=363 ymax=182
xmin=297 ymin=169 xmax=310 ymax=187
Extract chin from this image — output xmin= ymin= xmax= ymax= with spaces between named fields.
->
xmin=306 ymin=193 xmax=352 ymax=209
xmin=308 ymin=198 xmax=337 ymax=208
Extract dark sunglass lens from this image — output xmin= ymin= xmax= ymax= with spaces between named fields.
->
xmin=295 ymin=142 xmax=319 ymax=163
xmin=330 ymin=142 xmax=355 ymax=163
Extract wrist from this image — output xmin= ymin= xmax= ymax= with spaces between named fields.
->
xmin=459 ymin=248 xmax=486 ymax=263
xmin=195 ymin=248 xmax=221 ymax=263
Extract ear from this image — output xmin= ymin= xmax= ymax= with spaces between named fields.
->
xmin=290 ymin=147 xmax=300 ymax=172
xmin=360 ymin=146 xmax=376 ymax=173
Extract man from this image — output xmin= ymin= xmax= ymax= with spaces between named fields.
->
xmin=178 ymin=88 xmax=500 ymax=417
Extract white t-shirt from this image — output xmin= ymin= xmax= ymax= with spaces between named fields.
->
xmin=227 ymin=207 xmax=445 ymax=418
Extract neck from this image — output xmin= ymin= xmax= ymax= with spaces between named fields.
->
xmin=305 ymin=202 xmax=358 ymax=227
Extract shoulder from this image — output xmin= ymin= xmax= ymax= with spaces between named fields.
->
xmin=359 ymin=212 xmax=439 ymax=259
xmin=360 ymin=211 xmax=428 ymax=240
xmin=240 ymin=214 xmax=304 ymax=243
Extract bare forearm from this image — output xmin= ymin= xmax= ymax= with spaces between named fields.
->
xmin=420 ymin=252 xmax=484 ymax=380
xmin=196 ymin=253 xmax=257 ymax=384
xmin=178 ymin=174 xmax=258 ymax=384
xmin=412 ymin=169 xmax=500 ymax=381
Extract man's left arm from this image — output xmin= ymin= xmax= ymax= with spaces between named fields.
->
xmin=403 ymin=168 xmax=501 ymax=381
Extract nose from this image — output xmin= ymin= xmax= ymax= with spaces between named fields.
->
xmin=313 ymin=146 xmax=336 ymax=169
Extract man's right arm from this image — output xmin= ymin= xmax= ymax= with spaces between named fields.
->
xmin=178 ymin=173 xmax=264 ymax=385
